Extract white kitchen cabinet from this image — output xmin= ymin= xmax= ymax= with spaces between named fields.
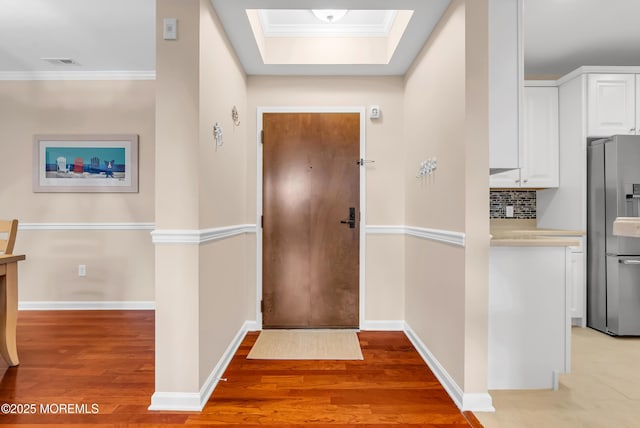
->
xmin=489 ymin=0 xmax=523 ymax=171
xmin=568 ymin=251 xmax=586 ymax=325
xmin=565 ymin=237 xmax=586 ymax=326
xmin=587 ymin=74 xmax=636 ymax=137
xmin=489 ymin=168 xmax=520 ymax=188
xmin=490 ymin=85 xmax=559 ymax=188
xmin=489 ymin=246 xmax=571 ymax=389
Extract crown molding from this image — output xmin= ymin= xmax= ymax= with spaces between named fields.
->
xmin=257 ymin=10 xmax=397 ymax=38
xmin=556 ymin=66 xmax=640 ymax=86
xmin=0 ymin=70 xmax=156 ymax=81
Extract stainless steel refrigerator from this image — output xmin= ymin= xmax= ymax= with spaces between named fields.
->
xmin=588 ymin=135 xmax=640 ymax=336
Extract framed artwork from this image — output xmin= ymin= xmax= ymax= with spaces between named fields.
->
xmin=32 ymin=134 xmax=139 ymax=193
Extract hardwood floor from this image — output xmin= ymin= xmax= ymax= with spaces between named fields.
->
xmin=0 ymin=311 xmax=482 ymax=427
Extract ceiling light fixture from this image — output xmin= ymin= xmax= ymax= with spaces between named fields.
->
xmin=311 ymin=9 xmax=348 ymax=23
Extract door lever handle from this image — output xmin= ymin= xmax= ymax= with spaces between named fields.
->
xmin=340 ymin=207 xmax=356 ymax=229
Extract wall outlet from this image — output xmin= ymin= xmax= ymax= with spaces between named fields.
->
xmin=78 ymin=264 xmax=87 ymax=277
xmin=505 ymin=205 xmax=514 ymax=218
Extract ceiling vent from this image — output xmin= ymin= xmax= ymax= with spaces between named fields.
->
xmin=41 ymin=57 xmax=79 ymax=66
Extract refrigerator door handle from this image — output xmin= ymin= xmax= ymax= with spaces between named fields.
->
xmin=619 ymin=259 xmax=640 ymax=265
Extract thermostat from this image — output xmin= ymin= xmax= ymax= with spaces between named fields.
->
xmin=369 ymin=105 xmax=381 ymax=120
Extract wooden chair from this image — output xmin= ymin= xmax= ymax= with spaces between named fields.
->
xmin=0 ymin=219 xmax=18 ymax=255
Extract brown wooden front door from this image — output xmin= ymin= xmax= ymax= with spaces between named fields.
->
xmin=262 ymin=112 xmax=360 ymax=328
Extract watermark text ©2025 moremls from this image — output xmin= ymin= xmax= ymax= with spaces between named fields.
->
xmin=1 ymin=402 xmax=99 ymax=415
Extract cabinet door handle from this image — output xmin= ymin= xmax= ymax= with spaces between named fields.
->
xmin=523 ymin=179 xmax=529 ymax=183
xmin=515 ymin=179 xmax=521 ymax=183
xmin=631 ymin=128 xmax=636 ymax=132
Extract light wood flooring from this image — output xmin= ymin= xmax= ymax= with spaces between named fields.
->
xmin=477 ymin=326 xmax=640 ymax=428
xmin=0 ymin=310 xmax=482 ymax=427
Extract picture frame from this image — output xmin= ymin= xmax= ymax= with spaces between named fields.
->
xmin=32 ymin=134 xmax=139 ymax=193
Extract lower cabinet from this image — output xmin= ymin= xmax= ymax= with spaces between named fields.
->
xmin=559 ymin=236 xmax=586 ymax=327
xmin=489 ymin=246 xmax=571 ymax=389
xmin=567 ymin=246 xmax=586 ymax=326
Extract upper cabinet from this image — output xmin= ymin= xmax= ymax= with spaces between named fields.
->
xmin=588 ymin=74 xmax=637 ymax=137
xmin=490 ymin=85 xmax=559 ymax=188
xmin=489 ymin=0 xmax=523 ymax=171
xmin=522 ymin=86 xmax=560 ymax=188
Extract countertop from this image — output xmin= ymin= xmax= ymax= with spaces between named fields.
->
xmin=490 ymin=219 xmax=584 ymax=247
xmin=613 ymin=217 xmax=640 ymax=237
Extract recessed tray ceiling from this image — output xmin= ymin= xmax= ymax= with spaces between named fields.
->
xmin=247 ymin=9 xmax=413 ymax=66
xmin=210 ymin=0 xmax=452 ymax=76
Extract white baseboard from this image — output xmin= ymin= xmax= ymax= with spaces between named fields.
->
xmin=148 ymin=392 xmax=201 ymax=412
xmin=403 ymin=322 xmax=494 ymax=413
xmin=149 ymin=320 xmax=253 ymax=412
xmin=361 ymin=320 xmax=404 ymax=331
xmin=462 ymin=393 xmax=495 ymax=413
xmin=198 ymin=321 xmax=253 ymax=409
xmin=243 ymin=320 xmax=261 ymax=331
xmin=18 ymin=301 xmax=155 ymax=310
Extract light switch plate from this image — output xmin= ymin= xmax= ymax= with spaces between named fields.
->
xmin=163 ymin=18 xmax=177 ymax=40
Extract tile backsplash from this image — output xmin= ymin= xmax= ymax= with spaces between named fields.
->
xmin=490 ymin=190 xmax=536 ymax=219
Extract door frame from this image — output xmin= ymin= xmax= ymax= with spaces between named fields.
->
xmin=256 ymin=107 xmax=366 ymax=329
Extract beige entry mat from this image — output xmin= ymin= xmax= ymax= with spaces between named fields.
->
xmin=247 ymin=329 xmax=364 ymax=360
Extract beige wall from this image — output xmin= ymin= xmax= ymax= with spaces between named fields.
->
xmin=403 ymin=0 xmax=490 ymax=395
xmin=198 ymin=0 xmax=247 ymax=229
xmin=155 ymin=0 xmax=199 ymax=230
xmin=154 ymin=0 xmax=250 ymax=397
xmin=403 ymin=4 xmax=466 ymax=387
xmin=247 ymin=76 xmax=405 ymax=225
xmin=155 ymin=0 xmax=202 ymax=395
xmin=463 ymin=0 xmax=490 ymax=395
xmin=197 ymin=0 xmax=250 ymax=386
xmin=16 ymin=229 xmax=153 ymax=302
xmin=0 ymin=80 xmax=155 ymax=302
xmin=365 ymin=235 xmax=405 ymax=321
xmin=247 ymin=76 xmax=406 ymax=321
xmin=198 ymin=237 xmax=248 ymax=385
xmin=262 ymin=37 xmax=389 ymax=65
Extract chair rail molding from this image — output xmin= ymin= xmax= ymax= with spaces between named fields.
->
xmin=365 ymin=225 xmax=465 ymax=247
xmin=151 ymin=224 xmax=257 ymax=245
xmin=19 ymin=222 xmax=155 ymax=231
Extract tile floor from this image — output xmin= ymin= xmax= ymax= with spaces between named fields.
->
xmin=477 ymin=327 xmax=640 ymax=428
